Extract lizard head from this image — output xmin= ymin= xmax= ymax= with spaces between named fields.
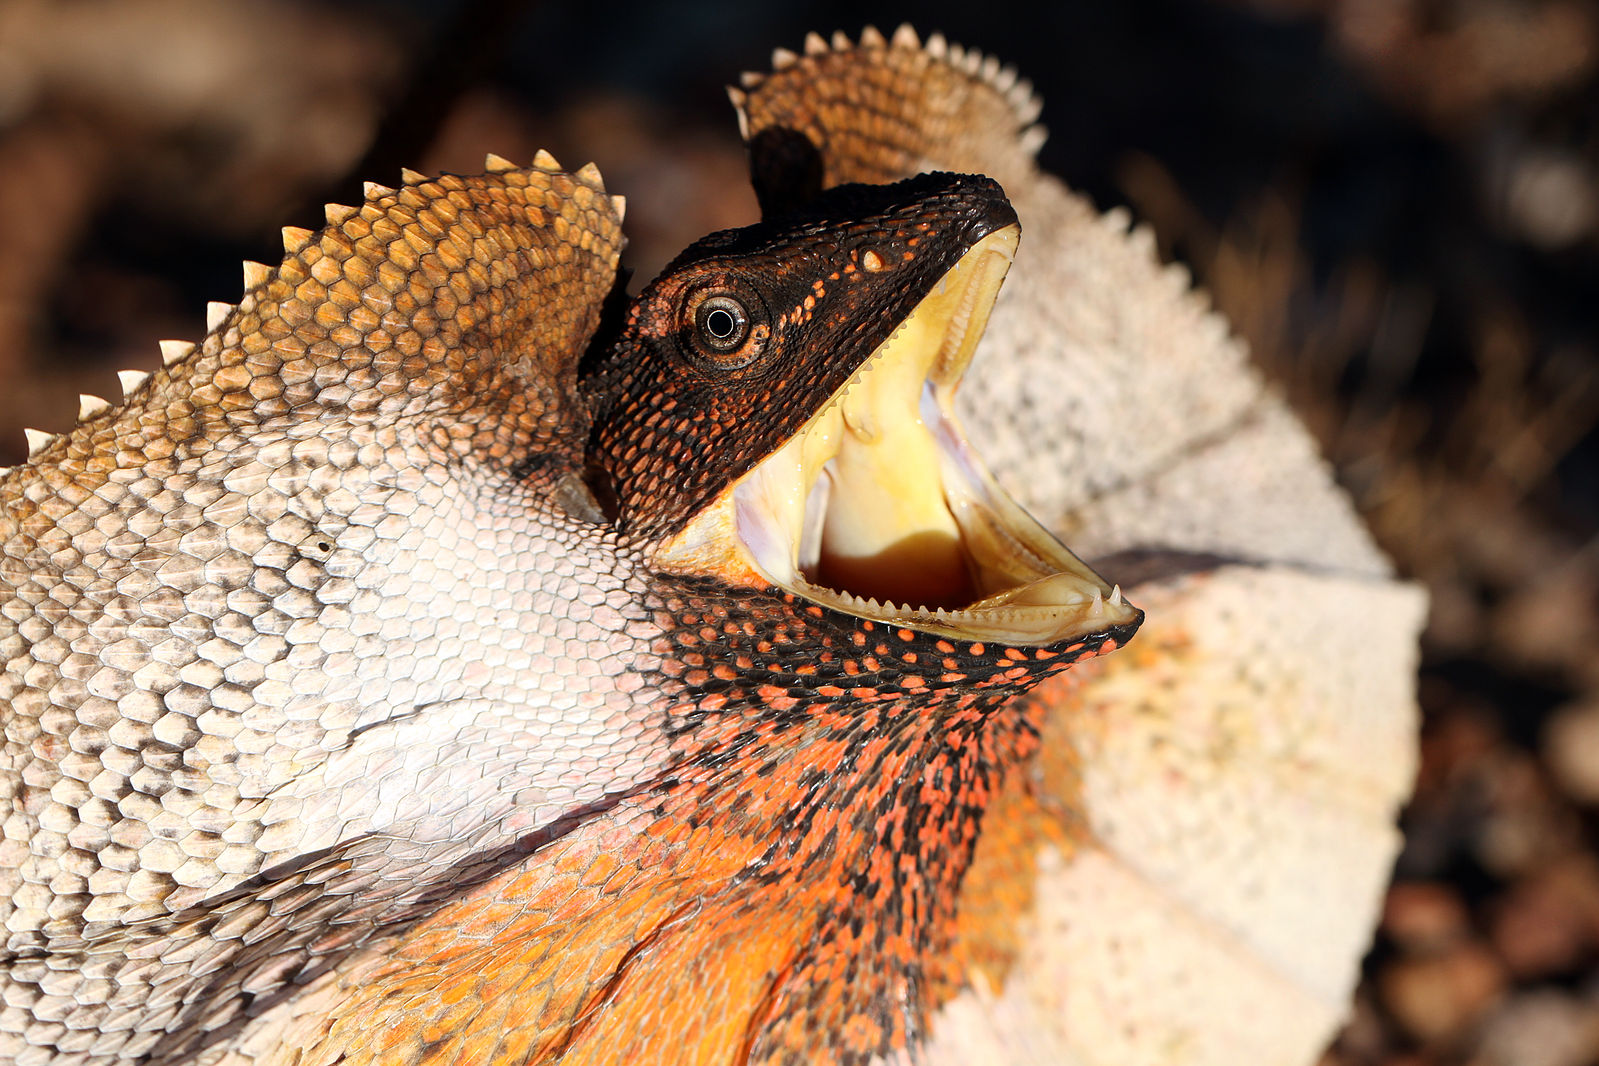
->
xmin=585 ymin=171 xmax=1139 ymax=650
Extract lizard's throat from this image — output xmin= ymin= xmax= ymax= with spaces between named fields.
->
xmin=655 ymin=224 xmax=1139 ymax=647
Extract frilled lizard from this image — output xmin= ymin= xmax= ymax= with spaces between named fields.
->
xmin=0 ymin=26 xmax=1425 ymax=1066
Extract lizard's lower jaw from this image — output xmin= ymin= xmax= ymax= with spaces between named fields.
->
xmin=655 ymin=224 xmax=1139 ymax=647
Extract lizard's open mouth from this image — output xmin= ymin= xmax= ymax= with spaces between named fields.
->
xmin=656 ymin=224 xmax=1138 ymax=647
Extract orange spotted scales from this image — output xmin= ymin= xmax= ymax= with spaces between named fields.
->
xmin=0 ymin=26 xmax=1423 ymax=1066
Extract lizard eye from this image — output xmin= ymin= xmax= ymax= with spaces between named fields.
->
xmin=685 ymin=290 xmax=770 ymax=369
xmin=698 ymin=297 xmax=746 ymax=348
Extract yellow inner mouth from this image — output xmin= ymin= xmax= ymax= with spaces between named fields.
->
xmin=655 ymin=225 xmax=1138 ymax=647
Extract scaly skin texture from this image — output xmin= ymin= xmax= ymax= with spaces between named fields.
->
xmin=1 ymin=25 xmax=1423 ymax=1066
xmin=0 ymin=158 xmax=640 ymax=1061
xmin=731 ymin=29 xmax=1423 ymax=1066
xmin=0 ymin=122 xmax=1134 ymax=1064
xmin=586 ymin=173 xmax=1018 ymax=537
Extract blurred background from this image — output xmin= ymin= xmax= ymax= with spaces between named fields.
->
xmin=0 ymin=0 xmax=1595 ymax=1061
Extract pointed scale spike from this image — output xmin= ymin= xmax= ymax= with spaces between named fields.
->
xmin=206 ymin=302 xmax=233 ymax=332
xmin=892 ymin=24 xmax=920 ymax=49
xmin=1109 ymin=584 xmax=1124 ymax=606
xmin=282 ymin=226 xmax=313 ymax=254
xmin=739 ymin=70 xmax=764 ymax=89
xmin=803 ymin=31 xmax=827 ymax=55
xmin=730 ymin=91 xmax=751 ymax=140
xmin=23 ymin=428 xmax=53 ymax=458
xmin=533 ymin=148 xmax=560 ymax=171
xmin=78 ymin=394 xmax=111 ymax=420
xmin=363 ymin=181 xmax=396 ymax=201
xmin=484 ymin=153 xmax=517 ymax=173
xmin=771 ymin=46 xmax=799 ymax=70
xmin=400 ymin=167 xmax=427 ymax=185
xmin=575 ymin=161 xmax=604 ymax=189
xmin=117 ymin=370 xmax=151 ymax=398
xmin=325 ymin=202 xmax=358 ymax=225
xmin=860 ymin=25 xmax=886 ymax=48
xmin=610 ymin=194 xmax=627 ymax=222
xmin=1011 ymin=79 xmax=1043 ymax=124
xmin=159 ymin=339 xmax=195 ymax=367
xmin=241 ymin=260 xmax=272 ymax=289
xmin=831 ymin=30 xmax=851 ymax=50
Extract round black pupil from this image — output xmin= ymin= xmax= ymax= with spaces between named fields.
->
xmin=705 ymin=308 xmax=737 ymax=340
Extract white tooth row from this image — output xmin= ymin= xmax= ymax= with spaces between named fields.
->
xmin=834 ymin=316 xmax=907 ymax=409
xmin=817 ymin=581 xmax=1123 ymax=625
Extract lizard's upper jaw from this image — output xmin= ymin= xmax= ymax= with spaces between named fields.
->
xmin=654 ymin=222 xmax=1139 ymax=647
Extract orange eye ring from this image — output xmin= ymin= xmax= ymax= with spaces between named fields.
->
xmin=683 ymin=288 xmax=771 ymax=370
